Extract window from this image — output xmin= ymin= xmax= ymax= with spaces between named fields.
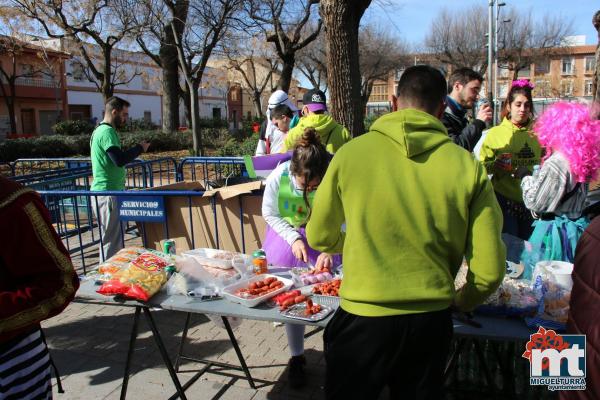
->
xmin=561 ymin=58 xmax=574 ymax=75
xmin=534 ymin=60 xmax=549 ymax=75
xmin=560 ymin=80 xmax=574 ymax=96
xmin=499 ymin=67 xmax=510 ymax=78
xmin=247 ymin=111 xmax=251 ymax=119
xmin=370 ymin=85 xmax=387 ymax=102
xmin=585 ymin=56 xmax=596 ymax=74
xmin=71 ymin=62 xmax=85 ymax=81
xmin=212 ymin=108 xmax=222 ymax=119
xmin=20 ymin=64 xmax=34 ymax=77
xmin=144 ymin=111 xmax=151 ymax=122
xmin=584 ymin=79 xmax=594 ymax=96
xmin=230 ymin=88 xmax=238 ymax=101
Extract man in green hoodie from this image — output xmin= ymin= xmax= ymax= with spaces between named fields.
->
xmin=306 ymin=65 xmax=505 ymax=399
xmin=281 ymin=89 xmax=351 ymax=153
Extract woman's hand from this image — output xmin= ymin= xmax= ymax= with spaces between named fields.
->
xmin=292 ymin=239 xmax=308 ymax=263
xmin=315 ymin=253 xmax=333 ymax=270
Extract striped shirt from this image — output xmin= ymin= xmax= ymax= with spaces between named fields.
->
xmin=0 ymin=329 xmax=52 ymax=400
xmin=521 ymin=152 xmax=587 ymax=219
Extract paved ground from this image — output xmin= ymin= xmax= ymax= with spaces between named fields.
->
xmin=43 ymin=300 xmax=330 ymax=400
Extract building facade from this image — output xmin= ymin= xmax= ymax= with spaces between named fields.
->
xmin=0 ymin=36 xmax=69 ymax=139
xmin=366 ymin=45 xmax=596 ymax=117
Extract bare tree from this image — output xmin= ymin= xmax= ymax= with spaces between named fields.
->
xmin=320 ymin=0 xmax=372 ymax=137
xmin=12 ymin=0 xmax=144 ymax=101
xmin=170 ymin=0 xmax=241 ymax=155
xmin=223 ymin=34 xmax=280 ymax=118
xmin=359 ymin=25 xmax=408 ymax=118
xmin=246 ymin=0 xmax=322 ymax=92
xmin=498 ymin=9 xmax=573 ymax=80
xmin=425 ymin=6 xmax=488 ymax=75
xmin=134 ymin=0 xmax=188 ymax=132
xmin=295 ymin=28 xmax=327 ymax=91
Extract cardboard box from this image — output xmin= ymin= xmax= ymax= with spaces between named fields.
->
xmin=139 ymin=181 xmax=265 ymax=254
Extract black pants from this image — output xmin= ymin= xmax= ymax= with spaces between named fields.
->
xmin=324 ymin=307 xmax=453 ymax=400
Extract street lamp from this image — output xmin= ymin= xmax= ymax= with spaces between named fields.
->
xmin=493 ymin=1 xmax=508 ymax=125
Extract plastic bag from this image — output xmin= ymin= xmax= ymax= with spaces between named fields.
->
xmin=88 ymin=247 xmax=146 ymax=282
xmin=477 ymin=277 xmax=539 ymax=317
xmin=525 ymin=261 xmax=573 ymax=331
xmin=97 ymin=251 xmax=171 ymax=301
xmin=176 ymin=254 xmax=247 ymax=292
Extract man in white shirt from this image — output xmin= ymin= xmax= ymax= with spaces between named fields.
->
xmin=255 ymin=90 xmax=299 ymax=155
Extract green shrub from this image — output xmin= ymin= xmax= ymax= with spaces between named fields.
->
xmin=120 ymin=130 xmax=193 ymax=152
xmin=216 ymin=136 xmax=258 ymax=157
xmin=120 ymin=118 xmax=159 ymax=132
xmin=0 ymin=135 xmax=88 ymax=161
xmin=52 ymin=120 xmax=95 ymax=136
xmin=197 ymin=118 xmax=228 ymax=129
xmin=0 ymin=128 xmax=252 ymax=161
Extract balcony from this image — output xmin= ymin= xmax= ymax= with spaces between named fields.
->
xmin=16 ymin=76 xmax=60 ymax=88
xmin=0 ymin=76 xmax=63 ymax=99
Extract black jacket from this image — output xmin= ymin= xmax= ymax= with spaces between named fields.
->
xmin=441 ymin=99 xmax=486 ymax=152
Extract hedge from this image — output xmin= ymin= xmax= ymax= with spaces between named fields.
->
xmin=0 ymin=128 xmax=259 ymax=162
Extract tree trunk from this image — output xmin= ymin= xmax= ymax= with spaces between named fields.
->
xmin=182 ymin=85 xmax=192 ymax=128
xmin=252 ymin=91 xmax=264 ymax=118
xmin=320 ymin=0 xmax=372 ymax=137
xmin=0 ymin=79 xmax=17 ymax=134
xmin=101 ymin=46 xmax=113 ymax=102
xmin=6 ymin=97 xmax=16 ymax=135
xmin=190 ymin=80 xmax=203 ymax=156
xmin=160 ymin=41 xmax=180 ymax=132
xmin=160 ymin=2 xmax=188 ymax=132
xmin=277 ymin=53 xmax=295 ymax=92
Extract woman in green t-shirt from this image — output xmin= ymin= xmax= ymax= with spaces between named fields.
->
xmin=479 ymin=80 xmax=542 ymax=240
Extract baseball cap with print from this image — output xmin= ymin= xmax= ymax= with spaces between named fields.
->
xmin=302 ymin=89 xmax=327 ymax=112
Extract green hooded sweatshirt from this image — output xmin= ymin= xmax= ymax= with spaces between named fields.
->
xmin=479 ymin=118 xmax=542 ymax=202
xmin=306 ymin=109 xmax=506 ymax=316
xmin=282 ymin=113 xmax=351 ymax=153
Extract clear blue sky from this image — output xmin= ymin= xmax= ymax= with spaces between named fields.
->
xmin=363 ymin=0 xmax=598 ymax=47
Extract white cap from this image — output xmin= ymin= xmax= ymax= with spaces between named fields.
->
xmin=267 ymin=90 xmax=299 ymax=112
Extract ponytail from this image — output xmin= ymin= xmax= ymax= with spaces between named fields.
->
xmin=290 ymin=128 xmax=330 ymax=218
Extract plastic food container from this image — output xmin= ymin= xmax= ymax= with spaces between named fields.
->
xmin=289 ymin=266 xmax=339 ymax=287
xmin=311 ymin=294 xmax=340 ymax=309
xmin=182 ymin=248 xmax=250 ymax=270
xmin=280 ymin=302 xmax=334 ymax=322
xmin=222 ymin=274 xmax=293 ymax=307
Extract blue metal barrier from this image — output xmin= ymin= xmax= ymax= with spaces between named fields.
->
xmin=177 ymin=157 xmax=247 ymax=187
xmin=12 ymin=166 xmax=92 ymax=186
xmin=12 ymin=158 xmax=91 ymax=175
xmin=133 ymin=157 xmax=178 ymax=188
xmin=11 ymin=157 xmax=178 ymax=189
xmin=37 ymin=189 xmax=262 ymax=274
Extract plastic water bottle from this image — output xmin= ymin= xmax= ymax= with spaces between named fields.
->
xmin=532 ymin=165 xmax=540 ymax=179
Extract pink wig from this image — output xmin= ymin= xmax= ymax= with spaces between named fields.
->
xmin=534 ymin=102 xmax=600 ymax=183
